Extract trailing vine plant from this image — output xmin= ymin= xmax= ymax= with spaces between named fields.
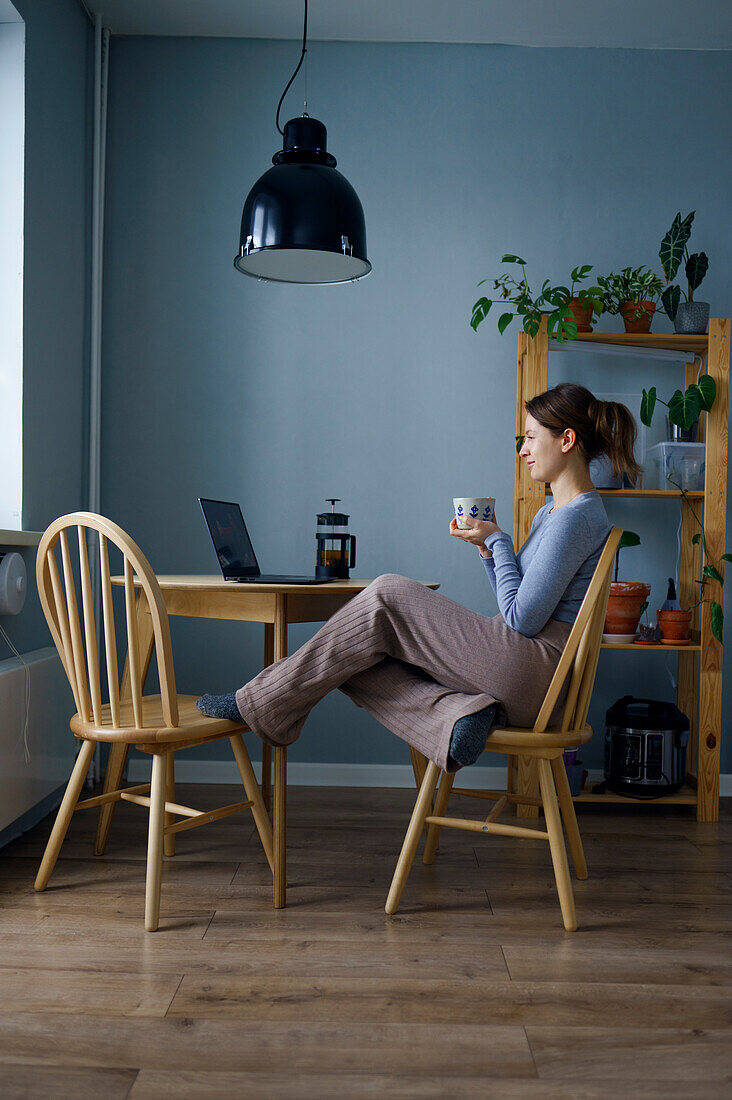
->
xmin=668 ymin=478 xmax=730 ymax=643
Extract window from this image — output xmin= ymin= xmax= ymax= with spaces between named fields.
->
xmin=0 ymin=4 xmax=25 ymax=529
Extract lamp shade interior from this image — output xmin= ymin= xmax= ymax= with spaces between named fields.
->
xmin=234 ymin=248 xmax=371 ymax=284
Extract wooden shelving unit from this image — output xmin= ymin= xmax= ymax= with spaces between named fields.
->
xmin=514 ymin=319 xmax=729 ymax=821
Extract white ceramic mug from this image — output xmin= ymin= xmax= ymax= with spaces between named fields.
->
xmin=453 ymin=497 xmax=495 ymax=530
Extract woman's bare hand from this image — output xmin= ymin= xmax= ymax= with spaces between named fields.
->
xmin=449 ymin=514 xmax=501 ymax=547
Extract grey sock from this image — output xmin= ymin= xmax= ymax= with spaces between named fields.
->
xmin=448 ymin=704 xmax=497 ymax=768
xmin=195 ymin=692 xmax=244 ymax=723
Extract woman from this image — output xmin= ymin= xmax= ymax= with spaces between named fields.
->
xmin=197 ymin=383 xmax=640 ymax=771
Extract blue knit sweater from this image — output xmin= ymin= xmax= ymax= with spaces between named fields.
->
xmin=482 ymin=490 xmax=611 ymax=637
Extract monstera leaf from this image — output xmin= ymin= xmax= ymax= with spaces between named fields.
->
xmin=686 ymin=252 xmax=709 ymax=293
xmin=668 ymin=385 xmax=702 ymax=430
xmin=471 ymin=297 xmax=492 ymax=331
xmin=661 ymin=284 xmax=681 ymax=321
xmin=659 ymin=210 xmax=695 ymax=282
xmin=697 ymin=373 xmax=716 ymax=411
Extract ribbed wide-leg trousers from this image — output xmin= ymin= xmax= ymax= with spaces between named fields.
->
xmin=235 ymin=573 xmax=571 ymax=771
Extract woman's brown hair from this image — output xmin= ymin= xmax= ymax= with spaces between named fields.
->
xmin=525 ymin=383 xmax=642 ymax=485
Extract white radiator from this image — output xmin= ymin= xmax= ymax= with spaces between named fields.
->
xmin=0 ymin=647 xmax=76 ymax=834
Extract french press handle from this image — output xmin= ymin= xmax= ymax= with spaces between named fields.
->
xmin=349 ymin=535 xmax=356 ymax=569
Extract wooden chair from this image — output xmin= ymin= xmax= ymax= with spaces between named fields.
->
xmin=386 ymin=526 xmax=623 ymax=932
xmin=34 ymin=512 xmax=274 ymax=931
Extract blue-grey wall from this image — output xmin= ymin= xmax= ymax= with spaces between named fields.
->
xmin=101 ymin=37 xmax=732 ymax=771
xmin=5 ymin=0 xmax=91 ymax=655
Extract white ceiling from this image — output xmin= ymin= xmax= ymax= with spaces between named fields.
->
xmin=84 ymin=0 xmax=732 ymax=50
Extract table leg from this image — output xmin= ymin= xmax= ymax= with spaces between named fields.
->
xmin=273 ymin=596 xmax=288 ymax=908
xmin=94 ymin=590 xmax=155 ymax=855
xmin=261 ymin=624 xmax=275 ymax=811
xmin=273 ymin=746 xmax=287 ymax=908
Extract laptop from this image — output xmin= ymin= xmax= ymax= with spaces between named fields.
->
xmin=198 ymin=497 xmax=331 ymax=584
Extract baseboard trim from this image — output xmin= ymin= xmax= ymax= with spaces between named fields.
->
xmin=127 ymin=759 xmax=511 ymax=789
xmin=125 ymin=758 xmax=732 ymax=796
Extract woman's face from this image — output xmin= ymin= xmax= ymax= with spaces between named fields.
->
xmin=519 ymin=413 xmax=572 ymax=482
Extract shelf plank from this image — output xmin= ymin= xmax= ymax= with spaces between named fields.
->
xmin=571 ymin=332 xmax=709 ymax=353
xmin=596 ymin=489 xmax=704 ymax=499
xmin=601 ymin=642 xmax=702 ymax=651
xmin=573 ymin=783 xmax=697 ymax=805
xmin=543 ymin=489 xmax=704 ymax=499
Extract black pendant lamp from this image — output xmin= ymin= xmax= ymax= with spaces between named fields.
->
xmin=234 ymin=0 xmax=371 ymax=285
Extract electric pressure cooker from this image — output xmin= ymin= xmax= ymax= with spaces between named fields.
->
xmin=604 ymin=696 xmax=689 ymax=797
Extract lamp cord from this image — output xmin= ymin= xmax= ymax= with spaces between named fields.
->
xmin=276 ymin=0 xmax=308 ymax=136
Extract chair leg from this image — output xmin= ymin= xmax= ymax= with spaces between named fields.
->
xmin=423 ymin=770 xmax=455 ymax=865
xmin=408 ymin=746 xmax=427 ymax=789
xmin=144 ymin=753 xmax=167 ymax=932
xmin=385 ymin=760 xmax=440 ymax=915
xmin=551 ymin=755 xmax=588 ymax=880
xmin=261 ymin=743 xmax=272 ymax=812
xmin=164 ymin=752 xmax=176 ymax=857
xmin=94 ymin=742 xmax=130 ymax=856
xmin=538 ymin=757 xmax=577 ymax=932
xmin=35 ymin=740 xmax=96 ymax=891
xmin=230 ymin=733 xmax=275 ymax=875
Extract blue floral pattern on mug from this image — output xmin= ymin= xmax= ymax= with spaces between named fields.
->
xmin=469 ymin=505 xmax=479 ymax=518
xmin=456 ymin=505 xmax=464 ymax=518
xmin=482 ymin=505 xmax=492 ymax=521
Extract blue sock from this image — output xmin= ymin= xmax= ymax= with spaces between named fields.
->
xmin=448 ymin=704 xmax=497 ymax=768
xmin=196 ymin=692 xmax=243 ymax=723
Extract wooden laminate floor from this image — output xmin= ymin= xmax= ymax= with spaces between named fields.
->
xmin=0 ymin=783 xmax=730 ymax=1098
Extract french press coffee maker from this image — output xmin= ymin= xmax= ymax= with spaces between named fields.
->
xmin=316 ymin=499 xmax=356 ymax=579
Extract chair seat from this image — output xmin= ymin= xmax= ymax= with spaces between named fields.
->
xmin=70 ymin=694 xmax=248 ymax=744
xmin=485 ymin=724 xmax=593 ymax=751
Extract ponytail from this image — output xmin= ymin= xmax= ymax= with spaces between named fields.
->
xmin=588 ymin=397 xmax=642 ymax=484
xmin=525 ymin=383 xmax=642 ymax=486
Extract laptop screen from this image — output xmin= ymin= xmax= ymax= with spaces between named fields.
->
xmin=199 ymin=498 xmax=260 ymax=579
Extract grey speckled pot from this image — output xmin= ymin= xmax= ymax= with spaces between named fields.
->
xmin=674 ymin=301 xmax=709 ymax=335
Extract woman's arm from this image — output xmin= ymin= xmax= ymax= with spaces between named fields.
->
xmin=484 ymin=510 xmax=594 ymax=636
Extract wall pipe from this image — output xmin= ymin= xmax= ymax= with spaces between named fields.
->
xmin=88 ymin=13 xmax=109 ymax=784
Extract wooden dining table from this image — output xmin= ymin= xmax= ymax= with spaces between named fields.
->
xmin=97 ymin=575 xmax=439 ymax=908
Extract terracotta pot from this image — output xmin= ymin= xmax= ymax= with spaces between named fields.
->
xmin=604 ymin=581 xmax=651 ymax=635
xmin=568 ymin=297 xmax=593 ymax=332
xmin=657 ymin=608 xmax=692 ymax=641
xmin=620 ymin=300 xmax=656 ymax=334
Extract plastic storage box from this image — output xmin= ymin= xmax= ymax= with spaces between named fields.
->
xmin=647 ymin=441 xmax=706 ymax=491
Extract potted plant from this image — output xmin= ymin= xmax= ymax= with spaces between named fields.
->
xmin=604 ymin=531 xmax=651 ymax=636
xmin=596 ymin=266 xmax=666 ymax=334
xmin=659 ymin=210 xmax=710 ymax=335
xmin=566 ymin=265 xmax=605 ymax=332
xmin=470 ymin=256 xmax=604 ymax=342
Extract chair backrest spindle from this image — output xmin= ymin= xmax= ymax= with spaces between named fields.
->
xmin=58 ymin=528 xmax=92 ymax=723
xmin=98 ymin=533 xmax=121 ymax=727
xmin=124 ymin=557 xmax=144 ymax=728
xmin=77 ymin=526 xmax=103 ymax=726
